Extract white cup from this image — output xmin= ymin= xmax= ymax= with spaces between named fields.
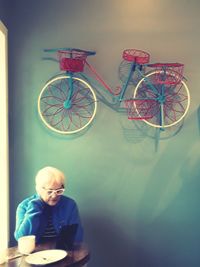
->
xmin=18 ymin=235 xmax=36 ymax=255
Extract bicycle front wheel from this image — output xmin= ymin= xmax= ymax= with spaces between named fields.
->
xmin=38 ymin=75 xmax=97 ymax=134
xmin=133 ymin=71 xmax=190 ymax=128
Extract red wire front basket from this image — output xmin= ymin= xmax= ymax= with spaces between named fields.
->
xmin=124 ymin=99 xmax=156 ymax=120
xmin=123 ymin=49 xmax=150 ymax=64
xmin=148 ymin=63 xmax=184 ymax=85
xmin=58 ymin=50 xmax=87 ymax=72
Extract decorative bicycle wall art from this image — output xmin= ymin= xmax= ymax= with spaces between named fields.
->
xmin=38 ymin=48 xmax=190 ymax=137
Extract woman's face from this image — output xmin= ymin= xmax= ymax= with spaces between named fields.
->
xmin=39 ymin=179 xmax=64 ymax=206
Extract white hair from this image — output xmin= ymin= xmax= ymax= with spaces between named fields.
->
xmin=35 ymin=166 xmax=65 ymax=190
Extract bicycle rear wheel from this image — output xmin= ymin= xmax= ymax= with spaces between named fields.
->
xmin=38 ymin=75 xmax=97 ymax=134
xmin=133 ymin=71 xmax=190 ymax=128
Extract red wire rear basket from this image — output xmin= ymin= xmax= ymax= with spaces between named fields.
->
xmin=58 ymin=50 xmax=87 ymax=72
xmin=148 ymin=63 xmax=184 ymax=85
xmin=124 ymin=99 xmax=156 ymax=120
xmin=123 ymin=49 xmax=150 ymax=64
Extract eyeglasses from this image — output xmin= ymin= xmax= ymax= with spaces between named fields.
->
xmin=42 ymin=187 xmax=65 ymax=196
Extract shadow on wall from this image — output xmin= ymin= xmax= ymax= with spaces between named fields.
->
xmin=84 ymin=214 xmax=155 ymax=267
xmin=119 ymin=112 xmax=184 ymax=152
xmin=83 ymin=110 xmax=200 ymax=267
xmin=135 ymin=110 xmax=199 ymax=223
xmin=84 ymin=215 xmax=200 ymax=267
xmin=85 ymin=193 xmax=200 ymax=267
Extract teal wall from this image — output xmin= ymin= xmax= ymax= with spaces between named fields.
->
xmin=7 ymin=0 xmax=200 ymax=266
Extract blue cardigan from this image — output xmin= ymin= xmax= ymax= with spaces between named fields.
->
xmin=14 ymin=194 xmax=83 ymax=243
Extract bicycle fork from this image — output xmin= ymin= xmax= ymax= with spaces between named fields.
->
xmin=63 ymin=73 xmax=73 ymax=109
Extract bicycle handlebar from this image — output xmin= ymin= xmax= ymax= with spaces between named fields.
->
xmin=44 ymin=48 xmax=96 ymax=56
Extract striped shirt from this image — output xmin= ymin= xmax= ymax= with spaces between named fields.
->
xmin=42 ymin=208 xmax=57 ymax=238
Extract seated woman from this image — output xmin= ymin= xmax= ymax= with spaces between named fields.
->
xmin=14 ymin=166 xmax=83 ymax=248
